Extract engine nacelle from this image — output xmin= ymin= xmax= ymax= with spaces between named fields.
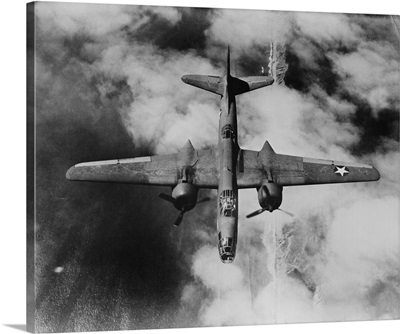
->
xmin=257 ymin=182 xmax=283 ymax=212
xmin=171 ymin=183 xmax=199 ymax=211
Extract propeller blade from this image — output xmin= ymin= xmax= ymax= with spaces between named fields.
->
xmin=197 ymin=196 xmax=211 ymax=204
xmin=159 ymin=193 xmax=176 ymax=204
xmin=173 ymin=211 xmax=185 ymax=227
xmin=246 ymin=208 xmax=267 ymax=218
xmin=277 ymin=208 xmax=295 ymax=217
xmin=246 ymin=207 xmax=296 ymax=219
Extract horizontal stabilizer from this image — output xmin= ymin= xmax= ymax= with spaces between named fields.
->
xmin=181 ymin=75 xmax=224 ymax=95
xmin=231 ymin=76 xmax=274 ymax=95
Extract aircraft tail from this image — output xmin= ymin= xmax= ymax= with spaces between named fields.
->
xmin=181 ymin=74 xmax=274 ymax=96
xmin=181 ymin=46 xmax=274 ymax=96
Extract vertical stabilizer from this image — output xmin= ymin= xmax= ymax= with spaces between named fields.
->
xmin=226 ymin=45 xmax=231 ymax=78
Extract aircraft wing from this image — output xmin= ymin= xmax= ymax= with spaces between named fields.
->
xmin=237 ymin=141 xmax=380 ymax=188
xmin=66 ymin=148 xmax=219 ymax=188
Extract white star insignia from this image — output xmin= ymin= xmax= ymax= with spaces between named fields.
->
xmin=334 ymin=166 xmax=349 ymax=177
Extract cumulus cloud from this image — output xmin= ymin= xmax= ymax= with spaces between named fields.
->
xmin=318 ymin=196 xmax=400 ymax=319
xmin=37 ymin=2 xmax=182 ymax=38
xmin=206 ymin=9 xmax=292 ymax=48
xmin=328 ymin=196 xmax=399 ymax=261
xmin=332 ymin=45 xmax=399 ymax=112
xmin=294 ymin=12 xmax=359 ymax=44
xmin=37 ymin=2 xmax=133 ymax=37
xmin=119 ymin=48 xmax=221 ymax=152
xmin=237 ymin=85 xmax=360 ymax=162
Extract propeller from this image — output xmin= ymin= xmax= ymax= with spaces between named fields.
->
xmin=158 ymin=194 xmax=211 ymax=226
xmin=174 ymin=210 xmax=186 ymax=227
xmin=246 ymin=208 xmax=268 ymax=218
xmin=277 ymin=208 xmax=295 ymax=217
xmin=159 ymin=193 xmax=176 ymax=204
xmin=246 ymin=207 xmax=295 ymax=219
xmin=196 ymin=196 xmax=211 ymax=204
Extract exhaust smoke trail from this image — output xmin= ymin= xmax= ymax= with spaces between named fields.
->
xmin=268 ymin=42 xmax=289 ymax=85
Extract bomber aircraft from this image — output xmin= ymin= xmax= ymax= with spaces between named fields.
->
xmin=66 ymin=47 xmax=380 ymax=263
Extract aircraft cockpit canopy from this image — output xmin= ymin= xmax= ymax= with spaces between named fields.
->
xmin=221 ymin=124 xmax=235 ymax=142
xmin=219 ymin=190 xmax=236 ymax=217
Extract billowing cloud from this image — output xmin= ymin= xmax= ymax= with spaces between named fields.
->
xmin=206 ymin=9 xmax=292 ymax=48
xmin=294 ymin=12 xmax=360 ymax=44
xmin=332 ymin=45 xmax=399 ymax=112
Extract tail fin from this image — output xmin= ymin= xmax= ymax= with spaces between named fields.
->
xmin=181 ymin=46 xmax=274 ymax=96
xmin=226 ymin=45 xmax=230 ymax=78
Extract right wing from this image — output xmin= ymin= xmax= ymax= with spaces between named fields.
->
xmin=66 ymin=148 xmax=219 ymax=188
xmin=237 ymin=141 xmax=380 ymax=188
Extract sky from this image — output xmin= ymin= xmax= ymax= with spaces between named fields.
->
xmin=30 ymin=2 xmax=399 ymax=332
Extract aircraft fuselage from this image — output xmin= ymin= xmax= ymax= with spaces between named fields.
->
xmin=217 ymin=77 xmax=239 ymax=263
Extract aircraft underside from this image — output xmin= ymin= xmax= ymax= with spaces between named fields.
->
xmin=66 ymin=47 xmax=380 ymax=263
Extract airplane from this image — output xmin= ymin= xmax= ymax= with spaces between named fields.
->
xmin=66 ymin=47 xmax=380 ymax=264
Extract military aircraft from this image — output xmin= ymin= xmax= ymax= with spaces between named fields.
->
xmin=66 ymin=47 xmax=380 ymax=264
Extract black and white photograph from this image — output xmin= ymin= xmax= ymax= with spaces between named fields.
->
xmin=21 ymin=0 xmax=400 ymax=333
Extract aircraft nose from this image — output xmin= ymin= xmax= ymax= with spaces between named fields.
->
xmin=220 ymin=253 xmax=235 ymax=263
xmin=218 ymin=245 xmax=235 ymax=263
xmin=218 ymin=235 xmax=236 ymax=264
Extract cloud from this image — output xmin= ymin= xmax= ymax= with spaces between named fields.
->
xmin=37 ymin=2 xmax=133 ymax=38
xmin=331 ymin=45 xmax=399 ymax=112
xmin=318 ymin=196 xmax=400 ymax=320
xmin=294 ymin=12 xmax=359 ymax=44
xmin=328 ymin=196 xmax=399 ymax=261
xmin=118 ymin=47 xmax=221 ymax=152
xmin=207 ymin=9 xmax=293 ymax=48
xmin=36 ymin=2 xmax=183 ymax=39
xmin=149 ymin=6 xmax=183 ymax=25
xmin=193 ymin=246 xmax=244 ymax=292
xmin=237 ymin=85 xmax=360 ymax=161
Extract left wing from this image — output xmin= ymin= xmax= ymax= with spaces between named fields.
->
xmin=237 ymin=141 xmax=380 ymax=188
xmin=66 ymin=155 xmax=179 ymax=185
xmin=66 ymin=145 xmax=219 ymax=188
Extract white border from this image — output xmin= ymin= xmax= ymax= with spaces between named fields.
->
xmin=0 ymin=1 xmax=399 ymax=334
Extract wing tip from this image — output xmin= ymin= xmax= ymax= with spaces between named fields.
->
xmin=66 ymin=166 xmax=75 ymax=180
xmin=181 ymin=75 xmax=189 ymax=83
xmin=371 ymin=166 xmax=381 ymax=181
